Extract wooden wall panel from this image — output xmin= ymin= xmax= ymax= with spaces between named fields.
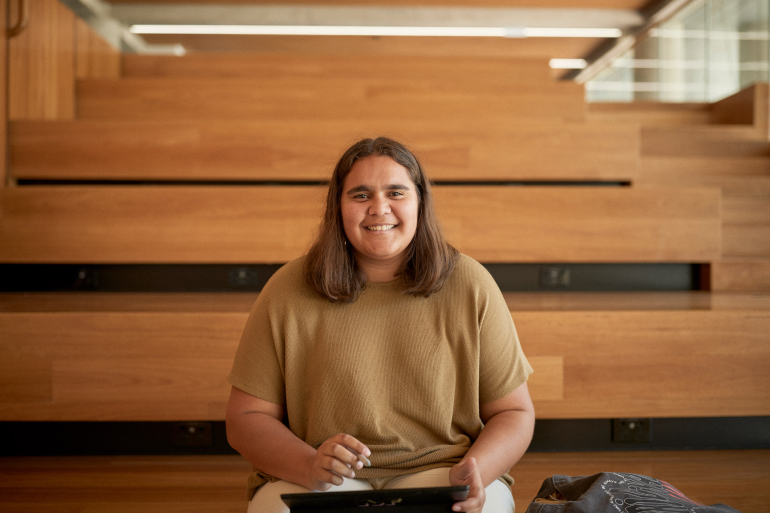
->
xmin=0 ymin=186 xmax=720 ymax=263
xmin=10 ymin=119 xmax=639 ymax=182
xmin=75 ymin=78 xmax=586 ymax=121
xmin=0 ymin=0 xmax=6 ymax=185
xmin=8 ymin=0 xmax=75 ymax=120
xmin=1 ymin=306 xmax=767 ymax=421
xmin=75 ymin=17 xmax=121 ymax=79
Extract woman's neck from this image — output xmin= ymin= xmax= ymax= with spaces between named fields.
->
xmin=354 ymin=253 xmax=405 ymax=283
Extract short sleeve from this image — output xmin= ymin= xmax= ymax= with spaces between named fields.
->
xmin=227 ymin=291 xmax=287 ymax=405
xmin=476 ymin=270 xmax=533 ymax=405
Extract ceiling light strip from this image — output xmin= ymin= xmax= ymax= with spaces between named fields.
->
xmin=128 ymin=24 xmax=621 ymax=38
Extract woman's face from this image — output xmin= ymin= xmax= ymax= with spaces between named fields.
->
xmin=340 ymin=155 xmax=419 ymax=277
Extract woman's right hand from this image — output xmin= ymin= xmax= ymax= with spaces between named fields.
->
xmin=307 ymin=433 xmax=371 ymax=491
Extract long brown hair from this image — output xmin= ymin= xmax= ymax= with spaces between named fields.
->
xmin=304 ymin=137 xmax=458 ymax=302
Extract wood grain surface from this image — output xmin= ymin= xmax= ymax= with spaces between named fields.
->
xmin=0 ymin=450 xmax=766 ymax=513
xmin=0 ymin=185 xmax=720 ymax=263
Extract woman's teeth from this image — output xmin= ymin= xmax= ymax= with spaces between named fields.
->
xmin=367 ymin=225 xmax=396 ymax=231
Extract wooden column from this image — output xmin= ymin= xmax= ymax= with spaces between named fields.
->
xmin=8 ymin=0 xmax=76 ymax=120
xmin=1 ymin=0 xmax=8 ymax=185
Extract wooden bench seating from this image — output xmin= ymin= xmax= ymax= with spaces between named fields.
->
xmin=10 ymin=119 xmax=639 ymax=182
xmin=0 ymin=185 xmax=720 ymax=263
xmin=75 ymin=77 xmax=586 ymax=121
xmin=1 ymin=291 xmax=768 ymax=421
xmin=121 ymin=54 xmax=556 ymax=85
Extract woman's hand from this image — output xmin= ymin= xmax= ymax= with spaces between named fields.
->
xmin=449 ymin=457 xmax=485 ymax=513
xmin=307 ymin=433 xmax=371 ymax=491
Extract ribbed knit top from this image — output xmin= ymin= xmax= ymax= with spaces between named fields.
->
xmin=228 ymin=254 xmax=532 ymax=499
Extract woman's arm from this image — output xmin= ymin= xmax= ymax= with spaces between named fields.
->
xmin=449 ymin=381 xmax=535 ymax=512
xmin=225 ymin=386 xmax=370 ymax=491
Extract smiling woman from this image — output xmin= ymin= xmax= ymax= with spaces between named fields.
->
xmin=304 ymin=137 xmax=459 ymax=302
xmin=226 ymin=137 xmax=535 ymax=513
xmin=340 ymin=155 xmax=420 ymax=281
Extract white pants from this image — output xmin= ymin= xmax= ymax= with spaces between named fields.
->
xmin=248 ymin=467 xmax=515 ymax=513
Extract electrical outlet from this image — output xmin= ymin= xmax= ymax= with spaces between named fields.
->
xmin=228 ymin=267 xmax=258 ymax=288
xmin=539 ymin=267 xmax=570 ymax=288
xmin=171 ymin=421 xmax=213 ymax=447
xmin=612 ymin=418 xmax=652 ymax=443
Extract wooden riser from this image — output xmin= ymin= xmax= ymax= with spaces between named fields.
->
xmin=0 ymin=185 xmax=720 ymax=263
xmin=10 ymin=119 xmax=639 ymax=182
xmin=1 ymin=302 xmax=767 ymax=421
xmin=588 ymin=101 xmax=714 ymax=126
xmin=74 ymin=78 xmax=586 ymax=121
xmin=713 ymin=259 xmax=770 ymax=292
xmin=121 ymin=54 xmax=555 ymax=84
xmin=642 ymin=126 xmax=770 ymax=158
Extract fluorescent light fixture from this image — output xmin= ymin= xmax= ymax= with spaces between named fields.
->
xmin=128 ymin=24 xmax=622 ymax=38
xmin=549 ymin=59 xmax=587 ymax=69
xmin=524 ymin=28 xmax=621 ymax=38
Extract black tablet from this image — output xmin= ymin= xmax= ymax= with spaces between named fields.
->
xmin=281 ymin=485 xmax=470 ymax=512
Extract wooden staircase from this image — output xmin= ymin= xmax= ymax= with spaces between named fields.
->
xmin=0 ymin=0 xmax=768 ymax=424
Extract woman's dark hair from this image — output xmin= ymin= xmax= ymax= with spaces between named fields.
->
xmin=304 ymin=137 xmax=458 ymax=302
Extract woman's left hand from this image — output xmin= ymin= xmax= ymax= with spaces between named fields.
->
xmin=449 ymin=457 xmax=485 ymax=513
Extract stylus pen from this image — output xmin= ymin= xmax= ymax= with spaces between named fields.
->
xmin=346 ymin=447 xmax=371 ymax=467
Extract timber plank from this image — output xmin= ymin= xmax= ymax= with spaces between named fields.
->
xmin=642 ymin=126 xmax=770 ymax=158
xmin=0 ymin=451 xmax=766 ymax=513
xmin=0 ymin=186 xmax=720 ymax=263
xmin=76 ymin=78 xmax=585 ymax=120
xmin=8 ymin=0 xmax=75 ymax=120
xmin=1 ymin=306 xmax=768 ymax=420
xmin=10 ymin=119 xmax=639 ymax=182
xmin=121 ymin=53 xmax=553 ymax=84
xmin=712 ymin=259 xmax=770 ymax=292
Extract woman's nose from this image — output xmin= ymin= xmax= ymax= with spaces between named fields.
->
xmin=369 ymin=196 xmax=391 ymax=216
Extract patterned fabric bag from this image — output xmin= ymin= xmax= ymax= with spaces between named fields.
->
xmin=525 ymin=472 xmax=742 ymax=513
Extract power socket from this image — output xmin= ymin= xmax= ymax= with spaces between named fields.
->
xmin=171 ymin=421 xmax=213 ymax=447
xmin=612 ymin=418 xmax=652 ymax=444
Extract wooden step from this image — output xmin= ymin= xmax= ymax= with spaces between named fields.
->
xmin=75 ymin=78 xmax=586 ymax=120
xmin=587 ymin=101 xmax=713 ymax=126
xmin=1 ymin=292 xmax=767 ymax=421
xmin=641 ymin=156 xmax=770 ymax=179
xmin=712 ymin=82 xmax=769 ymax=137
xmin=122 ymin=53 xmax=554 ymax=84
xmin=712 ymin=259 xmax=770 ymax=292
xmin=723 ymin=225 xmax=770 ymax=258
xmin=642 ymin=126 xmax=770 ymax=158
xmin=0 ymin=185 xmax=721 ymax=264
xmin=10 ymin=119 xmax=639 ymax=182
xmin=721 ymin=196 xmax=770 ymax=259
